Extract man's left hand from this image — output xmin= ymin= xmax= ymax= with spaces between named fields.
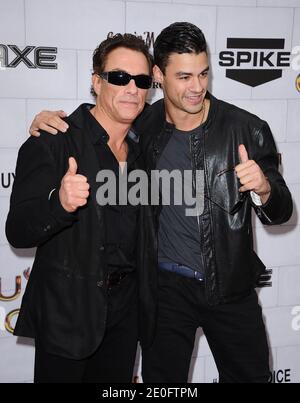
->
xmin=235 ymin=144 xmax=271 ymax=204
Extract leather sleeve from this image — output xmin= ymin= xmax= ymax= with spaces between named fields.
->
xmin=251 ymin=122 xmax=293 ymax=225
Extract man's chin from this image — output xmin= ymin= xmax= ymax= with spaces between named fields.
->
xmin=118 ymin=113 xmax=140 ymax=124
xmin=119 ymin=109 xmax=142 ymax=123
xmin=182 ymin=105 xmax=204 ymax=115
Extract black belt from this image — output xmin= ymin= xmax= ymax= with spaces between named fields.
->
xmin=158 ymin=262 xmax=205 ymax=281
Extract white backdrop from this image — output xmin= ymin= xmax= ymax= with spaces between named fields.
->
xmin=0 ymin=0 xmax=299 ymax=383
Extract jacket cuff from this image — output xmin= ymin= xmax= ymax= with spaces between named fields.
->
xmin=258 ymin=182 xmax=279 ymax=222
xmin=49 ymin=188 xmax=77 ymax=223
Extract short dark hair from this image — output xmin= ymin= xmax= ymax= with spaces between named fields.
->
xmin=91 ymin=33 xmax=153 ymax=96
xmin=154 ymin=22 xmax=207 ymax=74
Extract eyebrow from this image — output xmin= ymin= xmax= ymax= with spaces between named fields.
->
xmin=175 ymin=66 xmax=210 ymax=76
xmin=111 ymin=68 xmax=125 ymax=72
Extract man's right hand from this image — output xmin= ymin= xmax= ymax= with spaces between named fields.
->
xmin=59 ymin=157 xmax=90 ymax=213
xmin=29 ymin=110 xmax=69 ymax=137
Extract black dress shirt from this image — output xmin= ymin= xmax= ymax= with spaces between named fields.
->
xmin=84 ymin=105 xmax=141 ymax=273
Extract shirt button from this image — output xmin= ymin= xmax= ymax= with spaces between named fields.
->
xmin=99 ymin=245 xmax=105 ymax=251
xmin=97 ymin=281 xmax=104 ymax=287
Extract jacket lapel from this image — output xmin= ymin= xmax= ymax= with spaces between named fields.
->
xmin=66 ymin=104 xmax=103 ymax=224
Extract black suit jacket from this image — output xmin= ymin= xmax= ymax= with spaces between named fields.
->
xmin=6 ymin=104 xmax=154 ymax=359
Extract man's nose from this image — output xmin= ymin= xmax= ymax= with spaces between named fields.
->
xmin=190 ymin=77 xmax=204 ymax=93
xmin=126 ymin=78 xmax=138 ymax=94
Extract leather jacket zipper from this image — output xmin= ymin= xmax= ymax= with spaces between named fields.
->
xmin=189 ymin=133 xmax=206 ymax=275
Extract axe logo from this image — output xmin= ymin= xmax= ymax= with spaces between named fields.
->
xmin=219 ymin=38 xmax=290 ymax=87
xmin=0 ymin=45 xmax=57 ymax=69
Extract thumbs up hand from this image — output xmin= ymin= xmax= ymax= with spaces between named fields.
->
xmin=59 ymin=157 xmax=90 ymax=212
xmin=238 ymin=144 xmax=249 ymax=164
xmin=235 ymin=144 xmax=271 ymax=204
xmin=67 ymin=156 xmax=78 ymax=175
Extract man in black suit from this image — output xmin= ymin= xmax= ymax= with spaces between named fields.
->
xmin=6 ymin=34 xmax=154 ymax=383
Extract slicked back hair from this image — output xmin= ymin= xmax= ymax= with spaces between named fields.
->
xmin=154 ymin=22 xmax=207 ymax=74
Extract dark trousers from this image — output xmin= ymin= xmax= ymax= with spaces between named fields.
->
xmin=34 ymin=273 xmax=138 ymax=383
xmin=142 ymin=269 xmax=270 ymax=383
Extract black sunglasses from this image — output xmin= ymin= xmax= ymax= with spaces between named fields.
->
xmin=98 ymin=71 xmax=152 ymax=89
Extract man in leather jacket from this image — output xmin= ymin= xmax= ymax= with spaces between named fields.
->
xmin=29 ymin=23 xmax=292 ymax=383
xmin=136 ymin=22 xmax=293 ymax=383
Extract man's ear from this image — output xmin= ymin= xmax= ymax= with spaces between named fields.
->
xmin=91 ymin=73 xmax=101 ymax=96
xmin=153 ymin=65 xmax=164 ymax=85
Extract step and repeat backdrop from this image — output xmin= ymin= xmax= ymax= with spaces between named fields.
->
xmin=0 ymin=0 xmax=300 ymax=383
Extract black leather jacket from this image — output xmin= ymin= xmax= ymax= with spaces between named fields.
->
xmin=135 ymin=93 xmax=293 ymax=308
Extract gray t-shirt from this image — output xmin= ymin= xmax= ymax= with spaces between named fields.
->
xmin=157 ymin=126 xmax=205 ymax=272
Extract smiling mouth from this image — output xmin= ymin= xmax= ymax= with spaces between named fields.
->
xmin=185 ymin=95 xmax=203 ymax=104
